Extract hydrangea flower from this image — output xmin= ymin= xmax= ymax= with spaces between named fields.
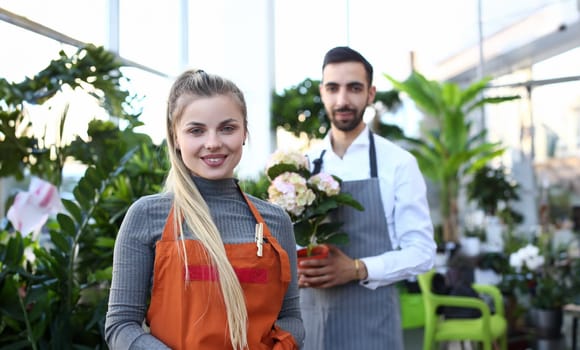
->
xmin=266 ymin=149 xmax=309 ymax=171
xmin=268 ymin=172 xmax=315 ymax=216
xmin=265 ymin=149 xmax=364 ymax=254
xmin=309 ymin=173 xmax=340 ymax=196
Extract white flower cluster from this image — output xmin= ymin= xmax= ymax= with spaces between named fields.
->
xmin=509 ymin=244 xmax=545 ymax=271
xmin=266 ymin=149 xmax=309 ymax=171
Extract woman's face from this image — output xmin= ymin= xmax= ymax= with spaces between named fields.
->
xmin=174 ymin=95 xmax=246 ymax=180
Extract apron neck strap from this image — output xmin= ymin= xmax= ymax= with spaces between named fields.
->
xmin=369 ymin=129 xmax=378 ymax=178
xmin=312 ymin=129 xmax=378 ymax=178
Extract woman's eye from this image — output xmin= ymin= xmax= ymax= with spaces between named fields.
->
xmin=189 ymin=128 xmax=204 ymax=135
xmin=221 ymin=125 xmax=236 ymax=133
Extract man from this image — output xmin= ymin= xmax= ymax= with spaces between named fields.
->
xmin=297 ymin=46 xmax=436 ymax=350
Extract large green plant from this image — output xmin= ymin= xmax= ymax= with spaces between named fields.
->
xmin=0 ymin=44 xmax=138 ymax=186
xmin=385 ymin=71 xmax=519 ymax=242
xmin=0 ymin=45 xmax=169 ymax=349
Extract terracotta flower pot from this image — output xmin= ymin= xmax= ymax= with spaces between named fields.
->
xmin=297 ymin=244 xmax=329 ymax=263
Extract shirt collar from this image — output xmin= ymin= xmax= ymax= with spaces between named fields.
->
xmin=323 ymin=124 xmax=370 ymax=152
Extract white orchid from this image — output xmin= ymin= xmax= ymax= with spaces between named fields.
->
xmin=509 ymin=244 xmax=545 ymax=272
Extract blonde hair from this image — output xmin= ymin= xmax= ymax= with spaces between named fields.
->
xmin=164 ymin=69 xmax=249 ymax=350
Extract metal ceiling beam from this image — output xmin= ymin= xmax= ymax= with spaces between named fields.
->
xmin=0 ymin=6 xmax=170 ymax=78
xmin=437 ymin=19 xmax=580 ymax=85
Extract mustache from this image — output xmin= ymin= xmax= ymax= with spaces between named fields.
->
xmin=334 ymin=107 xmax=356 ymax=113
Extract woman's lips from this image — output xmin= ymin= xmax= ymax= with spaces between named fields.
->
xmin=202 ymin=155 xmax=226 ymax=167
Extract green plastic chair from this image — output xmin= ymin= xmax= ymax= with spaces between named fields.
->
xmin=417 ymin=269 xmax=508 ymax=350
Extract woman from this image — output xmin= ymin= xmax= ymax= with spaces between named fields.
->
xmin=105 ymin=70 xmax=304 ymax=349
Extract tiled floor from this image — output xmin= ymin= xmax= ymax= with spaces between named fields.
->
xmin=402 ymin=327 xmax=569 ymax=350
xmin=403 ymin=328 xmax=479 ymax=349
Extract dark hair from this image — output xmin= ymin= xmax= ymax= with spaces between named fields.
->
xmin=322 ymin=46 xmax=373 ymax=86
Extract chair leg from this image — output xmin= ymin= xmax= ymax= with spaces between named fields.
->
xmin=499 ymin=334 xmax=507 ymax=350
xmin=423 ymin=331 xmax=435 ymax=350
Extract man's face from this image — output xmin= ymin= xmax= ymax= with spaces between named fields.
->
xmin=320 ymin=62 xmax=376 ymax=132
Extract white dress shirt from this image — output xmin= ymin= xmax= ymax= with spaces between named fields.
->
xmin=306 ymin=125 xmax=436 ymax=289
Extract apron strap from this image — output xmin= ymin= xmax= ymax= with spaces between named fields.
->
xmin=312 ymin=150 xmax=326 ymax=175
xmin=369 ymin=129 xmax=378 ymax=178
xmin=239 ymin=186 xmax=291 ymax=282
xmin=161 ymin=206 xmax=177 ymax=241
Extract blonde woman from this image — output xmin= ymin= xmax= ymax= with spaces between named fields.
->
xmin=105 ymin=70 xmax=304 ymax=349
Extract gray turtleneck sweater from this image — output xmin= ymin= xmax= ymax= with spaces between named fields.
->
xmin=105 ymin=177 xmax=305 ymax=349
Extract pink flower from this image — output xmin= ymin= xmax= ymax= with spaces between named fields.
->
xmin=268 ymin=172 xmax=315 ymax=216
xmin=7 ymin=177 xmax=63 ymax=237
xmin=309 ymin=173 xmax=340 ymax=196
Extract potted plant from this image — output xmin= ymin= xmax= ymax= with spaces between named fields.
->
xmin=461 ymin=226 xmax=485 ymax=256
xmin=384 ymin=71 xmax=519 ymax=243
xmin=466 ymin=165 xmax=520 ymax=217
xmin=467 ymin=165 xmax=523 ymax=252
xmin=507 ymin=236 xmax=578 ymax=340
xmin=265 ymin=149 xmax=363 ymax=259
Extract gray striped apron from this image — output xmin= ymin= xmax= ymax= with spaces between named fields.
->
xmin=301 ymin=130 xmax=403 ymax=350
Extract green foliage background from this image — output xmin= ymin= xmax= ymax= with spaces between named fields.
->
xmin=0 ymin=45 xmax=169 ymax=349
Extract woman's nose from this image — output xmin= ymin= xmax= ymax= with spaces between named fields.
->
xmin=204 ymin=132 xmax=222 ymax=150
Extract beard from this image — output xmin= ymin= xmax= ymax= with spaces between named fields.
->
xmin=328 ymin=107 xmax=365 ymax=132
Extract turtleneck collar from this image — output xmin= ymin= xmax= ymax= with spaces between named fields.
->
xmin=191 ymin=176 xmax=240 ymax=198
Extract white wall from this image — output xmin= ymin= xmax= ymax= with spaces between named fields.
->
xmin=187 ymin=0 xmax=275 ymax=178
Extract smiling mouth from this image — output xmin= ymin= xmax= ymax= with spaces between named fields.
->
xmin=202 ymin=155 xmax=226 ymax=166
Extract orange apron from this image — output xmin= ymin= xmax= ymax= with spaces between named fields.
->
xmin=146 ymin=193 xmax=298 ymax=350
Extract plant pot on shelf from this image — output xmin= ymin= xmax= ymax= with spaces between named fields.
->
xmin=530 ymin=307 xmax=563 ymax=340
xmin=297 ymin=244 xmax=329 ymax=263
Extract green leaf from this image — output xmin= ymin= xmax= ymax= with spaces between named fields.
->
xmin=267 ymin=163 xmax=303 ymax=180
xmin=56 ymin=214 xmax=76 ymax=237
xmin=94 ymin=237 xmax=115 ymax=249
xmin=84 ymin=166 xmax=102 ymax=187
xmin=293 ymin=220 xmax=314 ymax=247
xmin=61 ymin=199 xmax=82 ymax=224
xmin=49 ymin=231 xmax=71 ymax=253
xmin=310 ymin=199 xmax=338 ymax=216
xmin=3 ymin=234 xmax=24 ymax=268
xmin=323 ymin=232 xmax=349 ymax=245
xmin=334 ymin=193 xmax=364 ymax=211
xmin=316 ymin=222 xmax=344 ymax=236
xmin=88 ymin=267 xmax=113 ymax=283
xmin=73 ymin=186 xmax=90 ymax=210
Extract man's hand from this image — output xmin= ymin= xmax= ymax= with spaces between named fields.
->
xmin=297 ymin=245 xmax=366 ymax=288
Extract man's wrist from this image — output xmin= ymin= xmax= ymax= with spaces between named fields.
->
xmin=354 ymin=259 xmax=368 ymax=281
